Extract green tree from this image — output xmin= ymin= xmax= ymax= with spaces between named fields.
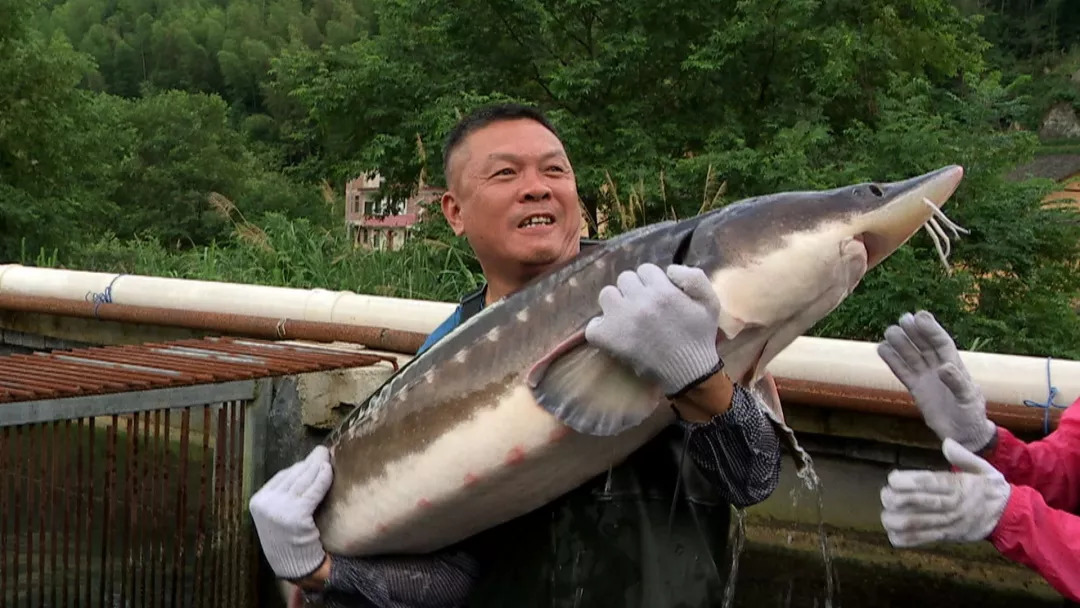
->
xmin=106 ymin=89 xmax=333 ymax=248
xmin=0 ymin=0 xmax=128 ymax=259
xmin=263 ymin=0 xmax=1079 ymax=358
xmin=9 ymin=0 xmax=1078 ymax=360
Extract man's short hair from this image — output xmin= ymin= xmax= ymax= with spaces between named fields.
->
xmin=441 ymin=103 xmax=561 ymax=186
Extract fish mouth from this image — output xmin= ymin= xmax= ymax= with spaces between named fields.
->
xmin=855 ymin=165 xmax=966 ymax=270
xmin=853 ymin=231 xmax=885 ymax=268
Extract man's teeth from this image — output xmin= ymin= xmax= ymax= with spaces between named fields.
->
xmin=520 ymin=216 xmax=554 ymax=227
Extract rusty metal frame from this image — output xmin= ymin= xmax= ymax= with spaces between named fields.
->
xmin=0 ymin=380 xmax=256 ymax=427
xmin=0 ymin=292 xmax=429 ymax=353
xmin=242 ymin=378 xmax=271 ymax=505
xmin=776 ymin=377 xmax=1064 ymax=435
xmin=0 ymin=335 xmax=398 ymax=404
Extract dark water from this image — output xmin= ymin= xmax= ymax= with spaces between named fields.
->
xmin=723 ymin=468 xmax=1060 ymax=608
xmin=717 ymin=432 xmax=1064 ymax=608
xmin=728 ymin=541 xmax=1060 ymax=608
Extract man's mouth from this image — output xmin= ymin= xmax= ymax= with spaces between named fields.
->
xmin=518 ymin=214 xmax=556 ymax=228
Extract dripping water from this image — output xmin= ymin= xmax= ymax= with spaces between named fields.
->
xmin=792 ymin=459 xmax=837 ymax=608
xmin=762 ymin=398 xmax=837 ymax=608
xmin=720 ymin=507 xmax=747 ymax=608
xmin=667 ymin=431 xmax=693 ymax=532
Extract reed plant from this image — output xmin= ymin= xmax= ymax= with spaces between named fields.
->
xmin=28 ymin=199 xmax=484 ymax=304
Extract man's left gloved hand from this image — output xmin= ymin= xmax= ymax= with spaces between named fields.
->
xmin=880 ymin=438 xmax=1011 ymax=547
xmin=585 ymin=263 xmax=722 ymax=397
xmin=249 ymin=446 xmax=334 ymax=581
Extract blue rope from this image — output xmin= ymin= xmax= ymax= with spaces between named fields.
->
xmin=1022 ymin=356 xmax=1065 ymax=435
xmin=84 ymin=274 xmax=124 ymax=317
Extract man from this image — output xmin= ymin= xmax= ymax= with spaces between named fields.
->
xmin=876 ymin=310 xmax=1079 ymax=604
xmin=250 ymin=103 xmax=784 ymax=607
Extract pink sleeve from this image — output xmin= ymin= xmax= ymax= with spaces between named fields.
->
xmin=989 ymin=484 xmax=1080 ymax=602
xmin=984 ymin=397 xmax=1080 ymax=512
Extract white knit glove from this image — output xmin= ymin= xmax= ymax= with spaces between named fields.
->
xmin=250 ymin=446 xmax=333 ymax=580
xmin=877 ymin=310 xmax=997 ymax=452
xmin=585 ymin=263 xmax=722 ymax=397
xmin=880 ymin=438 xmax=1011 ymax=547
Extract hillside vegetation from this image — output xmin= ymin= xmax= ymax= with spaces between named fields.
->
xmin=3 ymin=0 xmax=1079 ymax=358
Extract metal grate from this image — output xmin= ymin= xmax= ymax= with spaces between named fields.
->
xmin=2 ymin=404 xmax=251 ymax=607
xmin=0 ymin=336 xmax=397 ymax=404
xmin=0 ymin=336 xmax=394 ymax=606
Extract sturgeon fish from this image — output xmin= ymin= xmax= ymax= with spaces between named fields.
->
xmin=313 ymin=164 xmax=967 ymax=557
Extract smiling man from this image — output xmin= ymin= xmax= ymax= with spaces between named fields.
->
xmin=438 ymin=110 xmax=581 ymax=304
xmin=249 ymin=103 xmax=784 ymax=608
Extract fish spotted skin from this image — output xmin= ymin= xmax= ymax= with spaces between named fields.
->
xmin=317 ymin=220 xmax=692 ymax=556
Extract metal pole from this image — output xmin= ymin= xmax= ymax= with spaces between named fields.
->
xmin=0 ymin=293 xmax=428 ymax=354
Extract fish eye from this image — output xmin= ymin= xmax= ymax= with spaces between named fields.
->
xmin=869 ymin=184 xmax=884 ymax=196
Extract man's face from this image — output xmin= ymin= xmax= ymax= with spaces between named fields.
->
xmin=441 ymin=118 xmax=582 ymax=283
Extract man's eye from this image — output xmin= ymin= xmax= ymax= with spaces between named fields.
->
xmin=546 ymin=165 xmax=565 ymax=172
xmin=492 ymin=168 xmax=515 ymax=177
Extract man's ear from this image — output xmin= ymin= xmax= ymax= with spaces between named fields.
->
xmin=441 ymin=191 xmax=466 ymax=236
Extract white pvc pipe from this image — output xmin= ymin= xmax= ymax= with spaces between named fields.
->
xmin=0 ymin=264 xmax=456 ymax=335
xmin=1 ymin=264 xmax=1077 ymax=408
xmin=769 ymin=335 xmax=1080 ymax=409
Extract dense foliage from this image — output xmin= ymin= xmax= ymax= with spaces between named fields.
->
xmin=2 ymin=0 xmax=1079 ymax=358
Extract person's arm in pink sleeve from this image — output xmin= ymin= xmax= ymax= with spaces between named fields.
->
xmin=875 ymin=312 xmax=1080 ymax=601
xmin=983 ymin=398 xmax=1080 ymax=512
xmin=989 ymin=482 xmax=1080 ymax=603
xmin=881 ymin=437 xmax=1080 ymax=603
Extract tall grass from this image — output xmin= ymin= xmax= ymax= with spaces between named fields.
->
xmin=27 ymin=206 xmax=484 ymax=304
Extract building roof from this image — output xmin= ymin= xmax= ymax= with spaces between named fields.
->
xmin=350 ymin=174 xmax=383 ymax=190
xmin=346 ymin=172 xmax=446 ymax=195
xmin=1006 ymin=154 xmax=1080 ymax=182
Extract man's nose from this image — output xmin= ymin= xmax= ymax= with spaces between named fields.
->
xmin=521 ymin=170 xmax=552 ymax=201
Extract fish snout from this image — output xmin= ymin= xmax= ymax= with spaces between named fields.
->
xmin=852 ymin=165 xmax=965 ymax=270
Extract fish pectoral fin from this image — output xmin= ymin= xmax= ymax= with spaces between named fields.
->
xmin=527 ymin=329 xmax=665 ymax=437
xmin=750 ymin=371 xmax=811 ymax=473
xmin=717 ymin=306 xmax=748 ymax=340
xmin=750 ymin=372 xmax=785 ymax=424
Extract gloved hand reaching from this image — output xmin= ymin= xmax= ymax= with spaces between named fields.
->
xmin=877 ymin=310 xmax=997 ymax=452
xmin=880 ymin=438 xmax=1011 ymax=547
xmin=585 ymin=263 xmax=722 ymax=397
xmin=249 ymin=446 xmax=333 ymax=581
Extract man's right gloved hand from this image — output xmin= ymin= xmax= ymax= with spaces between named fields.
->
xmin=877 ymin=310 xmax=997 ymax=453
xmin=249 ymin=446 xmax=333 ymax=581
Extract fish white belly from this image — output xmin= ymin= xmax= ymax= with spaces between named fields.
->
xmin=319 ymin=382 xmax=674 ymax=556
